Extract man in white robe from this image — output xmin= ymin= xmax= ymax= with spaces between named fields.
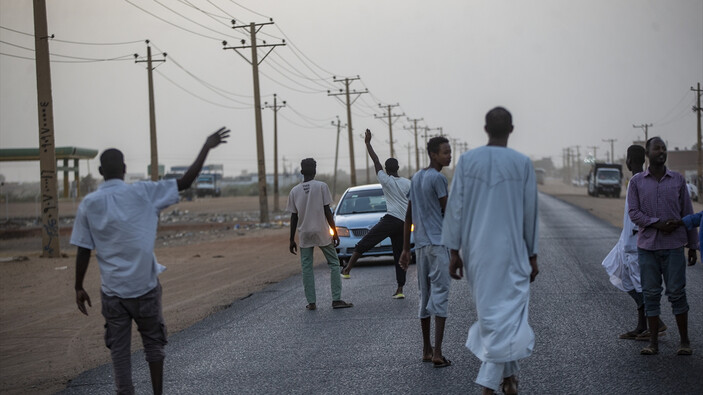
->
xmin=442 ymin=107 xmax=538 ymax=395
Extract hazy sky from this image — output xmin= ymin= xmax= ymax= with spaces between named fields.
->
xmin=1 ymin=0 xmax=701 ymax=182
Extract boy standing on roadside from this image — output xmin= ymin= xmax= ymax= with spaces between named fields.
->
xmin=287 ymin=158 xmax=354 ymax=311
xmin=399 ymin=136 xmax=452 ymax=368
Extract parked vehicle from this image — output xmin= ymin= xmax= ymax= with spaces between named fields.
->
xmin=687 ymin=182 xmax=698 ymax=202
xmin=587 ymin=163 xmax=622 ymax=198
xmin=195 ymin=173 xmax=221 ymax=197
xmin=535 ymin=168 xmax=546 ymax=185
xmin=333 ymin=184 xmax=413 ymax=265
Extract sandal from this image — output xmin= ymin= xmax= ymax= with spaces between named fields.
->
xmin=677 ymin=344 xmax=693 ymax=356
xmin=305 ymin=303 xmax=316 ymax=310
xmin=332 ymin=300 xmax=354 ymax=309
xmin=640 ymin=345 xmax=658 ymax=355
xmin=433 ymin=356 xmax=452 ymax=368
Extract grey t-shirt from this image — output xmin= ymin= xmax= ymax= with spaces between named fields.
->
xmin=408 ymin=168 xmax=448 ymax=247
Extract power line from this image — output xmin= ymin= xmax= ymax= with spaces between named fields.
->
xmin=286 ymin=104 xmax=336 ymax=123
xmin=176 ymin=0 xmax=231 ymax=22
xmin=227 ymin=0 xmax=270 ymax=20
xmin=152 ymin=0 xmax=242 ymax=40
xmin=279 ymin=113 xmax=329 ymax=129
xmin=259 ymin=67 xmax=324 ymax=94
xmin=149 ymin=43 xmax=254 ymax=104
xmin=155 ymin=69 xmax=252 ymax=109
xmin=122 ymin=0 xmax=223 ymax=41
xmin=261 ymin=59 xmax=328 ymax=92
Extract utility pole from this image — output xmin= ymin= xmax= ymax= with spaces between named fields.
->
xmin=450 ymin=137 xmax=459 ymax=168
xmin=33 ymin=0 xmax=59 ymax=257
xmin=360 ymin=133 xmax=370 ymax=184
xmin=224 ymin=19 xmax=285 ymax=223
xmin=264 ymin=94 xmax=286 ymax=212
xmin=374 ymin=103 xmax=404 ymax=158
xmin=632 ymin=124 xmax=652 ymax=145
xmin=574 ymin=146 xmax=581 ymax=181
xmin=405 ymin=117 xmax=423 ymax=173
xmin=602 ymin=138 xmax=617 ymax=163
xmin=587 ymin=145 xmax=598 ymax=162
xmin=404 ymin=143 xmax=412 ymax=177
xmin=328 ymin=76 xmax=367 ymax=186
xmin=134 ymin=41 xmax=166 ymax=181
xmin=566 ymin=147 xmax=572 ymax=183
xmin=692 ymin=83 xmax=702 ymax=194
xmin=331 ymin=116 xmax=346 ymax=199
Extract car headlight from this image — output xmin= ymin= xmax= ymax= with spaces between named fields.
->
xmin=336 ymin=226 xmax=350 ymax=237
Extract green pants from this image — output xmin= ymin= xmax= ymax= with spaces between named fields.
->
xmin=300 ymin=243 xmax=342 ymax=304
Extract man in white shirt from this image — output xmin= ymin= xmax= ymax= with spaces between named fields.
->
xmin=341 ymin=129 xmax=412 ymax=299
xmin=72 ymin=127 xmax=229 ymax=395
xmin=287 ymin=158 xmax=354 ymax=311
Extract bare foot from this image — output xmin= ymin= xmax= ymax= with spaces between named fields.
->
xmin=481 ymin=387 xmax=496 ymax=395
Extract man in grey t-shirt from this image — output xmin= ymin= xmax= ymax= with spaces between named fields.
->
xmin=400 ymin=136 xmax=452 ymax=368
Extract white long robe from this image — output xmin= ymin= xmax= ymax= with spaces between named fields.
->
xmin=442 ymin=146 xmax=538 ymax=363
xmin=601 ymin=187 xmax=641 ymax=292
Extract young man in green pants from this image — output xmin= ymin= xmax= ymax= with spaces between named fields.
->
xmin=287 ymin=158 xmax=354 ymax=310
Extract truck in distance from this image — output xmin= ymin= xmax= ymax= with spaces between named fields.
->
xmin=587 ymin=163 xmax=622 ymax=198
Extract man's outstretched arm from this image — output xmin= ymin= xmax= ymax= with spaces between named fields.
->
xmin=177 ymin=127 xmax=230 ymax=191
xmin=364 ymin=129 xmax=383 ymax=173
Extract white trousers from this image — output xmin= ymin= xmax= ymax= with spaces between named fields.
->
xmin=475 ymin=360 xmax=519 ymax=391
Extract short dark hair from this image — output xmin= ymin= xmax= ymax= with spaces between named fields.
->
xmin=485 ymin=107 xmax=513 ymax=138
xmin=626 ymin=145 xmax=645 ymax=165
xmin=384 ymin=158 xmax=399 ymax=172
xmin=427 ymin=136 xmax=449 ymax=156
xmin=100 ymin=148 xmax=124 ymax=177
xmin=300 ymin=158 xmax=316 ymax=175
xmin=645 ymin=136 xmax=664 ymax=151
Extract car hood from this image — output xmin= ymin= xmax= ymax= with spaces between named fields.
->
xmin=334 ymin=212 xmax=386 ymax=229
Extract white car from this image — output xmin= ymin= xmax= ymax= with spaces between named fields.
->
xmin=687 ymin=182 xmax=698 ymax=202
xmin=333 ymin=184 xmax=414 ymax=265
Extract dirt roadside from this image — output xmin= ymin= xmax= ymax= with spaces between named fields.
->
xmin=1 ymin=185 xmax=701 ymax=394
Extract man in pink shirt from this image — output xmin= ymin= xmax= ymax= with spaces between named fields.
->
xmin=627 ymin=136 xmax=698 ymax=356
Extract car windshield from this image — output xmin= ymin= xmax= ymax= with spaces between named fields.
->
xmin=597 ymin=170 xmax=619 ymax=181
xmin=337 ymin=188 xmax=387 ymax=215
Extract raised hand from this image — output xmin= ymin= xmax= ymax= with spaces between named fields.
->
xmin=364 ymin=129 xmax=372 ymax=144
xmin=205 ymin=127 xmax=230 ymax=149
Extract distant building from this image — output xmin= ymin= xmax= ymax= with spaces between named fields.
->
xmin=667 ymin=149 xmax=699 ymax=182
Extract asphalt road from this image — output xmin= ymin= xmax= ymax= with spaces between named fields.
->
xmin=60 ymin=193 xmax=703 ymax=394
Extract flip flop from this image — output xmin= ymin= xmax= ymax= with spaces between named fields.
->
xmin=341 ymin=273 xmax=351 ymax=279
xmin=422 ymin=357 xmax=432 ymax=363
xmin=619 ymin=330 xmax=644 ymax=340
xmin=677 ymin=345 xmax=693 ymax=356
xmin=433 ymin=357 xmax=452 ymax=368
xmin=640 ymin=346 xmax=658 ymax=355
xmin=392 ymin=293 xmax=405 ymax=299
xmin=332 ymin=300 xmax=354 ymax=309
xmin=635 ymin=328 xmax=667 ymax=341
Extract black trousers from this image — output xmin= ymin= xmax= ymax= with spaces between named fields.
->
xmin=353 ymin=214 xmax=406 ymax=287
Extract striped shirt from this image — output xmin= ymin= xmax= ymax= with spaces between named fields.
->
xmin=627 ymin=168 xmax=698 ymax=251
